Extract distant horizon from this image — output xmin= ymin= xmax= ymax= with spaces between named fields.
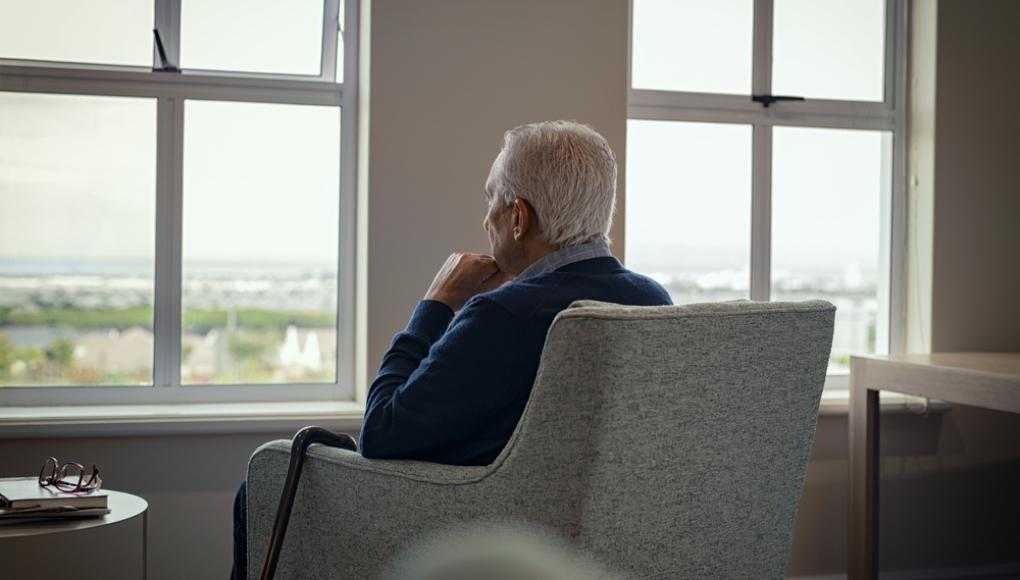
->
xmin=0 ymin=245 xmax=877 ymax=277
xmin=0 ymin=255 xmax=338 ymax=267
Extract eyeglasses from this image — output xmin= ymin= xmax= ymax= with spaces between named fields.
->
xmin=38 ymin=457 xmax=102 ymax=493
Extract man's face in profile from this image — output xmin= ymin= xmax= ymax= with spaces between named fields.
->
xmin=483 ymin=153 xmax=515 ymax=271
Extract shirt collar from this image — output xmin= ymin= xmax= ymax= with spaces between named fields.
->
xmin=516 ymin=239 xmax=613 ymax=280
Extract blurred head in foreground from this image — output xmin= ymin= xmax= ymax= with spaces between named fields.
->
xmin=384 ymin=522 xmax=623 ymax=580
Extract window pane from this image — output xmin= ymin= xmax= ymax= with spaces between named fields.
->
xmin=182 ymin=101 xmax=340 ymax=385
xmin=773 ymin=0 xmax=886 ymax=101
xmin=631 ymin=0 xmax=753 ymax=94
xmin=181 ymin=0 xmax=323 ymax=75
xmin=0 ymin=93 xmax=157 ymax=386
xmin=626 ymin=120 xmax=752 ymax=304
xmin=0 ymin=0 xmax=153 ymax=66
xmin=772 ymin=127 xmax=886 ymax=374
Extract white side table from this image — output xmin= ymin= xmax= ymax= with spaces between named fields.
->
xmin=0 ymin=489 xmax=148 ymax=579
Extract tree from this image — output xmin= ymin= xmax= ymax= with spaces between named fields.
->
xmin=228 ymin=333 xmax=274 ymax=365
xmin=0 ymin=333 xmax=14 ymax=376
xmin=45 ymin=338 xmax=75 ymax=369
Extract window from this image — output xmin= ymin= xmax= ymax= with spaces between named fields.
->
xmin=181 ymin=101 xmax=341 ymax=385
xmin=0 ymin=1 xmax=154 ymax=67
xmin=628 ymin=0 xmax=905 ymax=381
xmin=771 ymin=127 xmax=887 ymax=373
xmin=626 ymin=120 xmax=752 ymax=303
xmin=180 ymin=0 xmax=325 ymax=75
xmin=0 ymin=93 xmax=157 ymax=386
xmin=631 ymin=0 xmax=753 ymax=95
xmin=772 ymin=0 xmax=886 ymax=102
xmin=0 ymin=0 xmax=358 ymax=405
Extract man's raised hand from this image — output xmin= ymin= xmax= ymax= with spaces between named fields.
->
xmin=424 ymin=253 xmax=510 ymax=312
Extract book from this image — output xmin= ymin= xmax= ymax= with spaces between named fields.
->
xmin=0 ymin=506 xmax=112 ymax=525
xmin=0 ymin=477 xmax=108 ymax=510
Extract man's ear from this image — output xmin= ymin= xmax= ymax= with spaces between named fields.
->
xmin=511 ymin=198 xmax=536 ymax=241
xmin=510 ymin=198 xmax=526 ymax=241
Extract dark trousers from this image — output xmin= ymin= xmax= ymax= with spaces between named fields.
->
xmin=232 ymin=481 xmax=248 ymax=580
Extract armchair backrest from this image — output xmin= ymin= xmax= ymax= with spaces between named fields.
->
xmin=497 ymin=300 xmax=835 ymax=579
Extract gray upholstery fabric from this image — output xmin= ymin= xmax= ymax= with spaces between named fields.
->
xmin=247 ymin=300 xmax=835 ymax=579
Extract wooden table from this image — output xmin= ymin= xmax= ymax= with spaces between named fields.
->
xmin=0 ymin=488 xmax=148 ymax=579
xmin=848 ymin=353 xmax=1020 ymax=579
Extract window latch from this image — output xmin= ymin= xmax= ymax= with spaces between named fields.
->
xmin=153 ymin=29 xmax=179 ymax=73
xmin=751 ymin=94 xmax=805 ymax=108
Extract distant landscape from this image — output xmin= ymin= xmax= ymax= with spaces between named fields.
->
xmin=0 ymin=259 xmax=337 ymax=386
xmin=0 ymin=251 xmax=876 ymax=386
xmin=627 ymin=244 xmax=879 ymax=374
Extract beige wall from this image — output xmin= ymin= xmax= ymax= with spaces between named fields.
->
xmin=905 ymin=0 xmax=937 ymax=354
xmin=928 ymin=0 xmax=1020 ymax=352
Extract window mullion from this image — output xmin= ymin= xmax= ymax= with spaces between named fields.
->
xmin=882 ymin=0 xmax=898 ymax=109
xmin=749 ymin=0 xmax=774 ymax=301
xmin=877 ymin=133 xmax=894 ymax=356
xmin=751 ymin=0 xmax=774 ymax=97
xmin=320 ymin=0 xmax=341 ymax=82
xmin=886 ymin=0 xmax=909 ymax=355
xmin=339 ymin=0 xmax=361 ymax=399
xmin=153 ymin=0 xmax=181 ymax=71
xmin=750 ymin=125 xmax=772 ymax=302
xmin=153 ymin=96 xmax=184 ymax=388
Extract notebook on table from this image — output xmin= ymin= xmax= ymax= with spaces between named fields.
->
xmin=0 ymin=475 xmax=108 ymax=511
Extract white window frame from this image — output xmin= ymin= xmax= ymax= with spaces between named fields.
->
xmin=627 ymin=0 xmax=909 ymax=390
xmin=0 ymin=0 xmax=360 ymax=406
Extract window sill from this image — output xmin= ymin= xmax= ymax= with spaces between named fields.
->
xmin=0 ymin=401 xmax=365 ymax=439
xmin=0 ymin=391 xmax=948 ymax=439
xmin=817 ymin=390 xmax=950 ymax=416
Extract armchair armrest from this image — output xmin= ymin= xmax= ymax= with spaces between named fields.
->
xmin=297 ymin=440 xmax=495 ymax=484
xmin=246 ymin=440 xmax=510 ymax=579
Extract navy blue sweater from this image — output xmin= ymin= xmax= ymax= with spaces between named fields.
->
xmin=359 ymin=256 xmax=672 ymax=465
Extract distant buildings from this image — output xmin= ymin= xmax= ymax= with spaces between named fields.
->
xmin=279 ymin=326 xmax=323 ymax=373
xmin=3 ymin=324 xmax=337 ymax=384
xmin=74 ymin=327 xmax=153 ymax=374
xmin=1 ymin=262 xmax=339 ymax=384
xmin=181 ymin=325 xmax=336 ymax=383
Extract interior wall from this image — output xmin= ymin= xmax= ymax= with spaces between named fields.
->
xmin=904 ymin=0 xmax=937 ymax=354
xmin=929 ymin=0 xmax=1020 ymax=352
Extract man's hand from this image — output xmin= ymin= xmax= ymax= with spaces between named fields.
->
xmin=425 ymin=253 xmax=511 ymax=312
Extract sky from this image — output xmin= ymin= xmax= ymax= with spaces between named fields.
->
xmin=626 ymin=0 xmax=886 ymax=277
xmin=0 ymin=0 xmax=339 ymax=265
xmin=2 ymin=0 xmax=885 ymax=276
xmin=631 ymin=0 xmax=885 ymax=100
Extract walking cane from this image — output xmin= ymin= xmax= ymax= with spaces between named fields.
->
xmin=259 ymin=426 xmax=358 ymax=580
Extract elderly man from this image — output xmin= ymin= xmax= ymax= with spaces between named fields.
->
xmin=231 ymin=121 xmax=669 ymax=578
xmin=358 ymin=120 xmax=671 ymax=465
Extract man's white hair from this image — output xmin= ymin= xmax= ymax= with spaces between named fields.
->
xmin=488 ymin=120 xmax=617 ymax=247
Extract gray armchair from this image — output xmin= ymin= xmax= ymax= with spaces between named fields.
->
xmin=247 ymin=300 xmax=835 ymax=579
